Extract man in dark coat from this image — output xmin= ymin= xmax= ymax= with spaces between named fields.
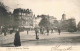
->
xmin=34 ymin=28 xmax=39 ymax=40
xmin=14 ymin=30 xmax=21 ymax=47
xmin=46 ymin=27 xmax=49 ymax=36
xmin=40 ymin=27 xmax=44 ymax=34
xmin=51 ymin=28 xmax=53 ymax=33
xmin=47 ymin=29 xmax=49 ymax=36
xmin=58 ymin=29 xmax=61 ymax=35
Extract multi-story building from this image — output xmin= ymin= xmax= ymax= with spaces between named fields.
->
xmin=13 ymin=8 xmax=34 ymax=28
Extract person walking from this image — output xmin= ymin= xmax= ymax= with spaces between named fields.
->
xmin=40 ymin=27 xmax=44 ymax=35
xmin=51 ymin=28 xmax=53 ymax=33
xmin=58 ymin=29 xmax=61 ymax=35
xmin=35 ymin=28 xmax=39 ymax=40
xmin=47 ymin=28 xmax=49 ymax=36
xmin=27 ymin=30 xmax=29 ymax=35
xmin=3 ymin=28 xmax=7 ymax=36
xmin=14 ymin=29 xmax=21 ymax=47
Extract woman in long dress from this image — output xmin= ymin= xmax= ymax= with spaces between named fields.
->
xmin=14 ymin=30 xmax=21 ymax=47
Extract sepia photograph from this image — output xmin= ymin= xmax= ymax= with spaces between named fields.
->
xmin=0 ymin=0 xmax=80 ymax=51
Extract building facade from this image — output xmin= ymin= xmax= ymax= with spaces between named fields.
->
xmin=13 ymin=8 xmax=34 ymax=28
xmin=61 ymin=13 xmax=66 ymax=21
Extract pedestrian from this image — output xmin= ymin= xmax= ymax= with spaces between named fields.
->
xmin=58 ymin=29 xmax=61 ymax=35
xmin=14 ymin=29 xmax=21 ymax=47
xmin=27 ymin=28 xmax=29 ymax=35
xmin=27 ymin=30 xmax=29 ymax=35
xmin=35 ymin=28 xmax=39 ymax=40
xmin=42 ymin=28 xmax=45 ymax=35
xmin=40 ymin=27 xmax=44 ymax=34
xmin=40 ymin=27 xmax=42 ymax=34
xmin=47 ymin=28 xmax=49 ymax=36
xmin=51 ymin=28 xmax=53 ymax=33
xmin=4 ymin=29 xmax=6 ymax=36
xmin=3 ymin=28 xmax=7 ymax=36
xmin=10 ymin=30 xmax=13 ymax=34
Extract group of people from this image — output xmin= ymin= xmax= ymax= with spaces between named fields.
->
xmin=13 ymin=28 xmax=61 ymax=47
xmin=34 ymin=27 xmax=61 ymax=40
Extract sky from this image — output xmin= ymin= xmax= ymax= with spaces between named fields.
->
xmin=1 ymin=0 xmax=80 ymax=24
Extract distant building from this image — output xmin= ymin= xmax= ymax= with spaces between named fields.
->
xmin=61 ymin=13 xmax=66 ymax=21
xmin=33 ymin=17 xmax=42 ymax=28
xmin=13 ymin=8 xmax=34 ymax=28
xmin=60 ymin=13 xmax=69 ymax=31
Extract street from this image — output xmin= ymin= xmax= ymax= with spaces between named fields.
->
xmin=1 ymin=31 xmax=80 ymax=47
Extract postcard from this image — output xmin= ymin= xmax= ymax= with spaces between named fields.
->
xmin=0 ymin=0 xmax=80 ymax=51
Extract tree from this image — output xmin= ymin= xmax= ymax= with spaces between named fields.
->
xmin=77 ymin=21 xmax=80 ymax=31
xmin=67 ymin=18 xmax=77 ymax=32
xmin=0 ymin=2 xmax=9 ymax=26
xmin=0 ymin=2 xmax=11 ymax=36
xmin=53 ymin=20 xmax=59 ymax=29
xmin=60 ymin=20 xmax=69 ymax=31
xmin=39 ymin=15 xmax=51 ymax=29
xmin=39 ymin=15 xmax=51 ymax=35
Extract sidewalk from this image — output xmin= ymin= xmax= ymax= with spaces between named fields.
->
xmin=1 ymin=31 xmax=80 ymax=46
